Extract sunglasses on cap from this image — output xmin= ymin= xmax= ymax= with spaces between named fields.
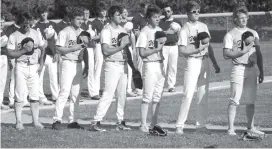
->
xmin=190 ymin=9 xmax=200 ymax=14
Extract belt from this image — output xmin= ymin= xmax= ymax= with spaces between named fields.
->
xmin=16 ymin=61 xmax=38 ymax=66
xmin=164 ymin=43 xmax=177 ymax=46
xmin=144 ymin=60 xmax=163 ymax=63
xmin=106 ymin=61 xmax=127 ymax=65
xmin=234 ymin=63 xmax=255 ymax=68
xmin=188 ymin=55 xmax=209 ymax=60
xmin=63 ymin=59 xmax=82 ymax=63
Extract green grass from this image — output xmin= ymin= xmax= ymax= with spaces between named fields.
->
xmin=1 ymin=124 xmax=272 ymax=148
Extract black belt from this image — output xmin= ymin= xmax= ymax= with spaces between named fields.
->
xmin=144 ymin=60 xmax=163 ymax=63
xmin=164 ymin=43 xmax=177 ymax=46
xmin=188 ymin=55 xmax=209 ymax=60
xmin=234 ymin=63 xmax=255 ymax=68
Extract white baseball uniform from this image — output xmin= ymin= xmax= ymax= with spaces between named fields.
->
xmin=176 ymin=21 xmax=211 ymax=128
xmin=53 ymin=26 xmax=84 ymax=123
xmin=136 ymin=26 xmax=165 ymax=103
xmin=93 ymin=24 xmax=128 ymax=122
xmin=223 ymin=27 xmax=259 ymax=105
xmin=0 ymin=30 xmax=8 ymax=105
xmin=7 ymin=29 xmax=45 ymax=103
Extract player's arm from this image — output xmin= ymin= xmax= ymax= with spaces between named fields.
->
xmin=254 ymin=37 xmax=264 ymax=83
xmin=82 ymin=48 xmax=89 ymax=78
xmin=55 ymin=31 xmax=83 ymax=54
xmin=208 ymin=44 xmax=220 ymax=73
xmin=7 ymin=35 xmax=28 ymax=58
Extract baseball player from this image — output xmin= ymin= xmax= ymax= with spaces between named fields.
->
xmin=90 ymin=4 xmax=109 ymax=100
xmin=90 ymin=5 xmax=131 ymax=132
xmin=56 ymin=5 xmax=71 ymax=34
xmin=6 ymin=7 xmax=30 ymax=108
xmin=120 ymin=6 xmax=138 ymax=97
xmin=159 ymin=2 xmax=182 ymax=92
xmin=81 ymin=8 xmax=97 ymax=102
xmin=175 ymin=1 xmax=220 ymax=134
xmin=0 ymin=16 xmax=10 ymax=110
xmin=136 ymin=5 xmax=166 ymax=133
xmin=34 ymin=5 xmax=58 ymax=105
xmin=7 ymin=12 xmax=46 ymax=130
xmin=52 ymin=7 xmax=88 ymax=130
xmin=223 ymin=6 xmax=264 ymax=136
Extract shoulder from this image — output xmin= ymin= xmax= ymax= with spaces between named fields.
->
xmin=197 ymin=21 xmax=207 ymax=28
xmin=173 ymin=19 xmax=182 ymax=26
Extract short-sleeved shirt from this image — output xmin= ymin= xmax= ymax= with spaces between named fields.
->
xmin=56 ymin=26 xmax=84 ymax=61
xmin=159 ymin=18 xmax=182 ymax=45
xmin=100 ymin=24 xmax=128 ymax=61
xmin=136 ymin=26 xmax=163 ymax=62
xmin=56 ymin=20 xmax=70 ymax=34
xmin=5 ymin=23 xmax=20 ymax=37
xmin=223 ymin=27 xmax=259 ymax=65
xmin=33 ymin=21 xmax=57 ymax=56
xmin=132 ymin=13 xmax=147 ymax=31
xmin=7 ymin=28 xmax=45 ymax=64
xmin=178 ymin=21 xmax=210 ymax=57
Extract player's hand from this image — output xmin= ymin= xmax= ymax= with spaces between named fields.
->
xmin=37 ymin=64 xmax=44 ymax=74
xmin=258 ymin=71 xmax=264 ymax=84
xmin=73 ymin=44 xmax=84 ymax=51
xmin=82 ymin=67 xmax=89 ymax=78
xmin=120 ymin=35 xmax=130 ymax=48
xmin=198 ymin=42 xmax=209 ymax=52
xmin=213 ymin=63 xmax=220 ymax=73
xmin=53 ymin=53 xmax=60 ymax=63
xmin=241 ymin=42 xmax=253 ymax=54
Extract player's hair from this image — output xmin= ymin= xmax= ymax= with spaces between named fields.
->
xmin=162 ymin=2 xmax=172 ymax=9
xmin=120 ymin=5 xmax=127 ymax=13
xmin=16 ymin=12 xmax=33 ymax=26
xmin=184 ymin=1 xmax=200 ymax=12
xmin=97 ymin=3 xmax=107 ymax=12
xmin=37 ymin=5 xmax=49 ymax=14
xmin=108 ymin=5 xmax=122 ymax=19
xmin=233 ymin=6 xmax=249 ymax=19
xmin=145 ymin=5 xmax=161 ymax=19
xmin=140 ymin=3 xmax=149 ymax=9
xmin=21 ymin=37 xmax=34 ymax=46
xmin=79 ymin=31 xmax=91 ymax=38
xmin=241 ymin=31 xmax=254 ymax=49
xmin=67 ymin=6 xmax=84 ymax=19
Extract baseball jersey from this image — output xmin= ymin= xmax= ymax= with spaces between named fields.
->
xmin=159 ymin=18 xmax=182 ymax=45
xmin=100 ymin=24 xmax=128 ymax=61
xmin=178 ymin=21 xmax=210 ymax=57
xmin=81 ymin=20 xmax=96 ymax=38
xmin=223 ymin=27 xmax=258 ymax=65
xmin=56 ymin=26 xmax=84 ymax=61
xmin=136 ymin=26 xmax=164 ymax=62
xmin=7 ymin=28 xmax=45 ymax=64
xmin=56 ymin=20 xmax=70 ymax=34
xmin=132 ymin=13 xmax=147 ymax=31
xmin=33 ymin=21 xmax=57 ymax=56
xmin=5 ymin=23 xmax=20 ymax=37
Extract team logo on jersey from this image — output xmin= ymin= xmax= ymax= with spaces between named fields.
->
xmin=189 ymin=36 xmax=197 ymax=43
xmin=111 ymin=38 xmax=117 ymax=46
xmin=68 ymin=40 xmax=76 ymax=47
xmin=148 ymin=40 xmax=154 ymax=47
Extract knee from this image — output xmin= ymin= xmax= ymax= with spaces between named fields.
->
xmin=229 ymin=99 xmax=238 ymax=107
xmin=142 ymin=98 xmax=151 ymax=104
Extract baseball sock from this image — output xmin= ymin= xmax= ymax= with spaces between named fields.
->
xmin=246 ymin=104 xmax=255 ymax=129
xmin=151 ymin=102 xmax=160 ymax=127
xmin=30 ymin=100 xmax=43 ymax=128
xmin=140 ymin=102 xmax=149 ymax=126
xmin=228 ymin=104 xmax=237 ymax=130
xmin=14 ymin=101 xmax=24 ymax=130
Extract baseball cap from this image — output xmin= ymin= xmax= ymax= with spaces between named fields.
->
xmin=197 ymin=32 xmax=210 ymax=41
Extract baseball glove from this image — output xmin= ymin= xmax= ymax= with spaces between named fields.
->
xmin=21 ymin=37 xmax=35 ymax=55
xmin=117 ymin=32 xmax=129 ymax=47
xmin=154 ymin=31 xmax=167 ymax=48
xmin=132 ymin=70 xmax=143 ymax=89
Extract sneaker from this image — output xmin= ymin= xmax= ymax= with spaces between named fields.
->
xmin=67 ymin=122 xmax=84 ymax=129
xmin=247 ymin=128 xmax=265 ymax=135
xmin=168 ymin=88 xmax=175 ymax=92
xmin=15 ymin=123 xmax=24 ymax=130
xmin=176 ymin=127 xmax=184 ymax=135
xmin=127 ymin=92 xmax=137 ymax=97
xmin=40 ymin=98 xmax=53 ymax=105
xmin=91 ymin=95 xmax=100 ymax=100
xmin=139 ymin=125 xmax=149 ymax=133
xmin=116 ymin=121 xmax=131 ymax=131
xmin=90 ymin=121 xmax=106 ymax=132
xmin=149 ymin=125 xmax=167 ymax=136
xmin=1 ymin=104 xmax=10 ymax=110
xmin=227 ymin=129 xmax=237 ymax=136
xmin=33 ymin=122 xmax=44 ymax=129
xmin=52 ymin=121 xmax=61 ymax=130
xmin=196 ymin=127 xmax=212 ymax=134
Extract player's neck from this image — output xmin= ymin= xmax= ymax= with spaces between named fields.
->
xmin=18 ymin=28 xmax=29 ymax=34
xmin=188 ymin=20 xmax=198 ymax=24
xmin=40 ymin=19 xmax=49 ymax=23
xmin=110 ymin=21 xmax=119 ymax=28
xmin=71 ymin=24 xmax=80 ymax=30
xmin=147 ymin=24 xmax=156 ymax=29
xmin=237 ymin=25 xmax=247 ymax=30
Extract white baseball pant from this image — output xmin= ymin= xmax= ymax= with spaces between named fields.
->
xmin=53 ymin=60 xmax=83 ymax=123
xmin=9 ymin=59 xmax=28 ymax=104
xmin=230 ymin=65 xmax=257 ymax=105
xmin=142 ymin=62 xmax=165 ymax=103
xmin=15 ymin=63 xmax=40 ymax=103
xmin=135 ymin=48 xmax=143 ymax=75
xmin=93 ymin=43 xmax=104 ymax=96
xmin=86 ymin=48 xmax=96 ymax=97
xmin=176 ymin=57 xmax=210 ymax=128
xmin=0 ymin=55 xmax=8 ymax=104
xmin=39 ymin=55 xmax=59 ymax=100
xmin=93 ymin=61 xmax=128 ymax=122
xmin=162 ymin=45 xmax=179 ymax=89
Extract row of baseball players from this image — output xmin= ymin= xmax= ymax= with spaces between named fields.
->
xmin=0 ymin=1 xmax=265 ymax=136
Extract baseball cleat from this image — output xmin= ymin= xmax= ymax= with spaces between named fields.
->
xmin=168 ymin=88 xmax=175 ymax=92
xmin=67 ymin=122 xmax=84 ymax=129
xmin=15 ymin=123 xmax=24 ymax=130
xmin=33 ymin=122 xmax=44 ymax=129
xmin=91 ymin=95 xmax=100 ymax=100
xmin=90 ymin=121 xmax=106 ymax=132
xmin=247 ymin=128 xmax=265 ymax=135
xmin=116 ymin=121 xmax=131 ymax=131
xmin=149 ymin=125 xmax=167 ymax=136
xmin=139 ymin=125 xmax=149 ymax=133
xmin=52 ymin=121 xmax=61 ymax=130
xmin=176 ymin=127 xmax=184 ymax=135
xmin=227 ymin=129 xmax=237 ymax=136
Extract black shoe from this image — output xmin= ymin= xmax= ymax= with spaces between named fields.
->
xmin=91 ymin=95 xmax=100 ymax=100
xmin=116 ymin=121 xmax=131 ymax=131
xmin=52 ymin=121 xmax=61 ymax=130
xmin=67 ymin=122 xmax=84 ymax=129
xmin=90 ymin=121 xmax=106 ymax=132
xmin=149 ymin=125 xmax=167 ymax=136
xmin=168 ymin=88 xmax=175 ymax=92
